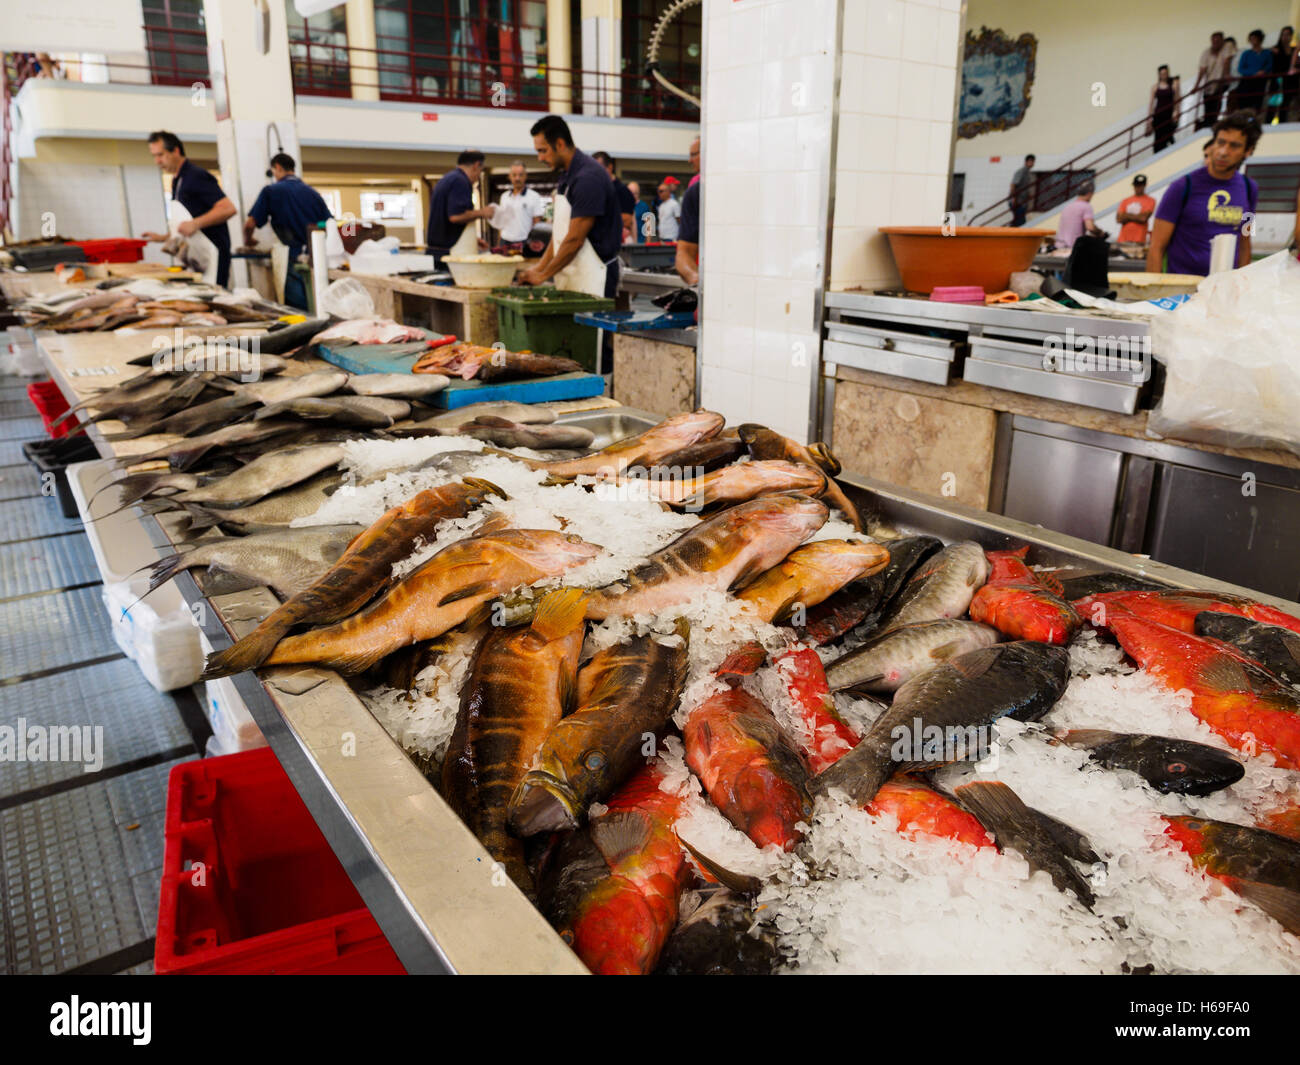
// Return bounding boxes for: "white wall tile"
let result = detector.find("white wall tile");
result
[721,322,756,374]
[860,56,901,116]
[843,0,868,56]
[894,117,930,173]
[759,115,797,167]
[791,170,823,227]
[895,61,934,121]
[931,63,958,123]
[722,225,760,277]
[901,2,940,63]
[753,277,789,331]
[727,119,762,174]
[927,119,952,175]
[795,113,830,171]
[726,5,764,71]
[839,53,865,113]
[864,0,905,59]
[756,226,793,277]
[721,273,756,329]
[748,376,790,429]
[858,114,899,172]
[936,8,961,66]
[753,328,793,382]
[891,170,930,224]
[732,62,763,122]
[854,171,895,228]
[759,171,796,225]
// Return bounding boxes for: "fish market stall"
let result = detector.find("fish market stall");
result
[30,310,1300,973]
[327,269,499,346]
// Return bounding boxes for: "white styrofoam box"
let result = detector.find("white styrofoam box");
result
[7,327,42,375]
[103,576,204,692]
[204,675,267,754]
[348,252,435,276]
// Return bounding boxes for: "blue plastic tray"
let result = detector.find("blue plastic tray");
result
[433,372,607,409]
[572,310,696,332]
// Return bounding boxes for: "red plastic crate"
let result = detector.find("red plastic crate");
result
[156,747,407,975]
[69,238,147,263]
[26,380,75,438]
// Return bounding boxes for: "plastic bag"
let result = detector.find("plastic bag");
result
[1147,251,1300,456]
[320,277,375,320]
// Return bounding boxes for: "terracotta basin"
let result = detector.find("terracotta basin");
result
[879,226,1054,294]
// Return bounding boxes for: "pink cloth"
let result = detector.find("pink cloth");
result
[688,174,700,188]
[1056,199,1094,249]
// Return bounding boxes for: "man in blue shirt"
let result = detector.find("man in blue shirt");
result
[242,153,333,310]
[142,131,237,287]
[1235,29,1271,115]
[425,149,496,267]
[591,151,635,242]
[675,177,700,285]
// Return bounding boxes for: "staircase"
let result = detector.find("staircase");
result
[968,77,1267,227]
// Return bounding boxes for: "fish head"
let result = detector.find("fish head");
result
[1192,611,1256,642]
[496,530,603,575]
[734,493,831,545]
[1140,738,1245,796]
[808,442,842,476]
[654,409,726,449]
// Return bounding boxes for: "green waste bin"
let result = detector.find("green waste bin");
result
[488,287,615,373]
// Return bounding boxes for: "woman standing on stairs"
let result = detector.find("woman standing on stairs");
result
[1147,65,1180,152]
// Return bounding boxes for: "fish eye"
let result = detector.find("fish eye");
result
[583,750,606,771]
[1167,762,1187,774]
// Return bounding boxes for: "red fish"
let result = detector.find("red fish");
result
[1075,589,1300,638]
[1163,815,1300,937]
[969,546,1081,644]
[684,689,813,851]
[1257,799,1300,843]
[779,648,994,848]
[1100,610,1300,770]
[539,766,690,975]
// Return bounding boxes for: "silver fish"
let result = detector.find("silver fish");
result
[185,470,346,529]
[237,369,349,405]
[825,619,1002,694]
[414,401,558,430]
[880,541,990,630]
[346,372,451,398]
[146,524,363,599]
[457,417,595,450]
[170,444,346,508]
[254,395,410,427]
[119,419,302,470]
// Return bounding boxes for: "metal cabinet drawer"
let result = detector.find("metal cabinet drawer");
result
[1001,430,1124,546]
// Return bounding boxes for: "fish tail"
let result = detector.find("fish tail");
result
[199,617,297,679]
[262,624,391,676]
[146,551,197,595]
[530,587,589,642]
[463,476,508,501]
[808,742,890,805]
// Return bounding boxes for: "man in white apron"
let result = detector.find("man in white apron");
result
[517,115,625,371]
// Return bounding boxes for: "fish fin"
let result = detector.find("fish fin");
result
[808,742,891,805]
[1056,728,1117,749]
[1231,880,1300,937]
[948,644,1003,680]
[1035,810,1102,866]
[436,580,496,607]
[728,557,772,593]
[462,476,508,501]
[715,640,767,678]
[679,837,765,896]
[461,600,496,630]
[529,587,588,642]
[953,781,1096,909]
[845,673,886,690]
[320,644,394,677]
[590,809,655,864]
[467,415,516,428]
[198,621,294,680]
[469,514,513,538]
[928,639,967,662]
[672,615,691,645]
[1198,655,1253,693]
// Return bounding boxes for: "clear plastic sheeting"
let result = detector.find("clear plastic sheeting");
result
[1149,251,1300,456]
[319,277,376,320]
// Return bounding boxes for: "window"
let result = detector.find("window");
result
[373,0,547,108]
[1032,169,1095,214]
[142,0,209,86]
[286,0,350,96]
[620,0,701,119]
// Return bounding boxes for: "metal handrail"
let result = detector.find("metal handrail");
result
[969,73,1284,226]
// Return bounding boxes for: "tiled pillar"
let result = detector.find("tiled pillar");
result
[698,0,838,443]
[697,0,962,443]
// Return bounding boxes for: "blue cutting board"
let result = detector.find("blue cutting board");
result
[433,372,607,409]
[316,341,605,408]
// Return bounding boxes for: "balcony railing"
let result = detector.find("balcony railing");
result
[5,37,697,123]
[969,73,1288,226]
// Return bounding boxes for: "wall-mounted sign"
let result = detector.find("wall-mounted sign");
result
[0,0,146,54]
[958,27,1037,140]
[422,112,439,122]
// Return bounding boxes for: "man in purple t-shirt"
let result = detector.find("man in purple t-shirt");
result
[1148,111,1261,275]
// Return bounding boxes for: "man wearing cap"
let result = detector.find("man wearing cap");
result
[1115,174,1156,246]
[657,179,682,241]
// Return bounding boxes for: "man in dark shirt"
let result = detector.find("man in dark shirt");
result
[425,149,495,266]
[242,152,333,309]
[591,151,635,242]
[1009,154,1035,227]
[142,130,237,287]
[675,177,700,285]
[518,115,623,290]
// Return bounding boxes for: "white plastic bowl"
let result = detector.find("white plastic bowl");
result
[443,254,525,289]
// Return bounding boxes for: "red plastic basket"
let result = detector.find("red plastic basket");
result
[69,238,147,263]
[155,747,407,975]
[26,380,74,438]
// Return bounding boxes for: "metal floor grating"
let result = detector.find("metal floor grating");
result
[0,416,45,442]
[0,496,83,543]
[0,532,98,598]
[0,396,36,420]
[0,439,30,467]
[1,584,120,677]
[0,463,44,502]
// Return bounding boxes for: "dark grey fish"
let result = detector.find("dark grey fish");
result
[816,535,944,645]
[1055,728,1245,796]
[825,619,1001,694]
[879,540,990,630]
[237,368,348,405]
[1056,571,1168,599]
[169,444,346,508]
[1193,612,1300,687]
[953,780,1099,910]
[189,469,346,529]
[809,641,1071,805]
[118,419,303,470]
[656,888,782,975]
[102,391,258,440]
